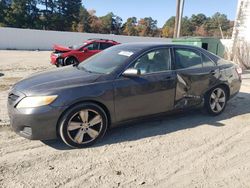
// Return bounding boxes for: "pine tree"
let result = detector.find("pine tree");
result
[76,5,90,32]
[5,0,40,28]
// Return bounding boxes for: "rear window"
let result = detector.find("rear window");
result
[202,54,216,67]
[100,43,114,50]
[174,48,202,69]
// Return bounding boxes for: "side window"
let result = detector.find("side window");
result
[100,43,113,50]
[202,54,216,67]
[130,48,171,74]
[174,48,202,69]
[85,42,99,50]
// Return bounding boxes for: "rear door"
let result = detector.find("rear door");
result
[173,47,219,108]
[114,48,176,122]
[99,42,114,50]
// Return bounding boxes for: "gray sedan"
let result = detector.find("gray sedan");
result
[7,43,242,148]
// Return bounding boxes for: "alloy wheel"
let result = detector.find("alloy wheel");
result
[209,88,226,113]
[67,109,103,144]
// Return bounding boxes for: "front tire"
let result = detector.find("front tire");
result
[65,57,78,66]
[204,86,228,116]
[59,103,108,148]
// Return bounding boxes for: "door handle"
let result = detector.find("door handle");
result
[165,76,172,80]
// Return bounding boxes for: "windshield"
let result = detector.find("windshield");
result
[69,43,87,50]
[78,46,140,74]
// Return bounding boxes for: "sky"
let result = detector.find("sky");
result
[84,0,238,27]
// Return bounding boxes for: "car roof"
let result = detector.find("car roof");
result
[116,42,203,50]
[114,42,221,62]
[86,38,118,43]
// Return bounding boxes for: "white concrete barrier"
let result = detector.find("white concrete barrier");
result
[0,27,171,50]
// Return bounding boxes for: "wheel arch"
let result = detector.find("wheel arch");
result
[64,56,79,64]
[56,100,111,137]
[206,83,230,100]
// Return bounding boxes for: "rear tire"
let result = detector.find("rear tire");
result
[204,86,228,116]
[59,103,108,148]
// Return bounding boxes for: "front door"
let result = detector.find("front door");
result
[79,42,101,62]
[114,48,176,122]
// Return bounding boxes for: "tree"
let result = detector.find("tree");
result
[189,13,208,36]
[190,13,207,27]
[111,14,122,34]
[98,12,122,34]
[137,17,158,37]
[38,0,82,31]
[0,0,9,26]
[1,3,234,38]
[195,25,208,36]
[76,5,90,32]
[123,17,138,36]
[181,16,194,36]
[205,12,231,38]
[64,0,82,31]
[38,0,57,30]
[99,12,113,34]
[53,0,81,31]
[88,9,102,33]
[5,0,40,29]
[162,16,175,38]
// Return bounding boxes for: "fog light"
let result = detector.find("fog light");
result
[20,126,32,137]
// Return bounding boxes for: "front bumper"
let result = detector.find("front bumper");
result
[7,92,67,140]
[50,54,58,65]
[50,54,64,66]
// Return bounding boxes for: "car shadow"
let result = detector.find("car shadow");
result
[42,91,250,150]
[0,73,4,77]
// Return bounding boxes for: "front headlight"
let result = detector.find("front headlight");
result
[16,95,58,109]
[54,53,62,57]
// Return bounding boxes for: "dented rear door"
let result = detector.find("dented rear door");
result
[172,47,219,109]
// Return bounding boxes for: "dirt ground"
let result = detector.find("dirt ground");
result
[0,50,250,188]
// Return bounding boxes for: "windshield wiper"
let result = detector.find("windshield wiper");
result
[78,66,93,73]
[76,65,103,74]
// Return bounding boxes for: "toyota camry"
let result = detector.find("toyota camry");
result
[7,43,242,148]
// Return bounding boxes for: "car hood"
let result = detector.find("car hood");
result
[13,66,102,95]
[53,44,71,52]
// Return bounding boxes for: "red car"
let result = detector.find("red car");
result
[50,39,120,67]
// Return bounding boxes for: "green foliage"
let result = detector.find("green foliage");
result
[76,5,90,32]
[161,13,233,38]
[181,16,194,36]
[137,17,158,37]
[205,12,231,37]
[98,12,122,34]
[161,16,175,37]
[4,0,41,29]
[123,17,138,36]
[190,13,207,27]
[163,16,175,28]
[0,1,7,24]
[0,2,234,38]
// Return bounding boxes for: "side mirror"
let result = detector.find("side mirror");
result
[122,68,141,77]
[83,48,89,52]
